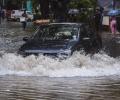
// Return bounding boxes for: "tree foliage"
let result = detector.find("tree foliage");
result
[32,0,40,11]
[68,0,97,8]
[67,0,97,23]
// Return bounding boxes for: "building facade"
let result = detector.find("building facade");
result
[2,0,32,11]
[98,0,120,10]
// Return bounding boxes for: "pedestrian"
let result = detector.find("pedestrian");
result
[99,7,104,32]
[1,9,5,20]
[0,5,2,24]
[21,10,27,30]
[94,8,101,32]
[110,16,117,35]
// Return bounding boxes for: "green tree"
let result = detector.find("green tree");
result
[67,0,97,23]
[32,0,39,12]
[68,0,97,9]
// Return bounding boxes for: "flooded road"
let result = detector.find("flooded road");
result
[0,76,120,100]
[0,21,120,100]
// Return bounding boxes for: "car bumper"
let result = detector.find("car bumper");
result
[18,49,72,58]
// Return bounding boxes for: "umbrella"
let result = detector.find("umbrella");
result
[68,9,79,14]
[108,9,120,16]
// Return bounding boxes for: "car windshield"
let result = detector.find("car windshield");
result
[33,24,79,40]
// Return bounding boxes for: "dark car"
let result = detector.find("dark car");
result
[19,23,102,57]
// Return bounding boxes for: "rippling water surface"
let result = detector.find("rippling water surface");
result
[0,75,120,100]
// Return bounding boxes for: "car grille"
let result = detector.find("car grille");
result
[43,53,58,57]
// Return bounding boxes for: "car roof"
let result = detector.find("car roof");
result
[37,22,84,27]
[49,22,83,26]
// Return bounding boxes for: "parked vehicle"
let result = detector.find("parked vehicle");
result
[26,11,34,21]
[7,10,33,21]
[11,10,22,21]
[18,23,102,57]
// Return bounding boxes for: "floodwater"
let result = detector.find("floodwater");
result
[0,75,120,100]
[0,22,120,100]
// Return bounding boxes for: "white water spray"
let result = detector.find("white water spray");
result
[0,51,120,77]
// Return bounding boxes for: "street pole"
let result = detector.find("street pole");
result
[0,5,1,24]
[113,0,115,9]
[2,0,4,7]
[26,0,32,12]
[22,1,24,9]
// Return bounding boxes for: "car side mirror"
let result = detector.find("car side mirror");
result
[23,37,29,42]
[73,35,77,40]
[82,37,90,40]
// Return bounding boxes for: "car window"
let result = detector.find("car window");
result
[33,25,79,40]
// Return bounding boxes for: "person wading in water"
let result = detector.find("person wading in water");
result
[21,10,28,30]
[110,16,117,35]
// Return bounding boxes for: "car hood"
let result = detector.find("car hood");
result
[20,39,77,52]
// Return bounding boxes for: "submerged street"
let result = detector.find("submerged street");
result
[0,76,120,100]
[0,21,120,99]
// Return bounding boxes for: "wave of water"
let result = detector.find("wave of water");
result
[0,51,120,77]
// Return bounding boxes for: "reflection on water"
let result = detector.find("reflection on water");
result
[0,76,120,100]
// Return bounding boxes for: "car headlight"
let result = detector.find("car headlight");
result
[63,49,71,54]
[59,49,72,57]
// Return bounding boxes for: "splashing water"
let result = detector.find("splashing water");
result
[0,51,120,77]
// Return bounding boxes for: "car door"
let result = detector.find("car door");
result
[80,24,93,51]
